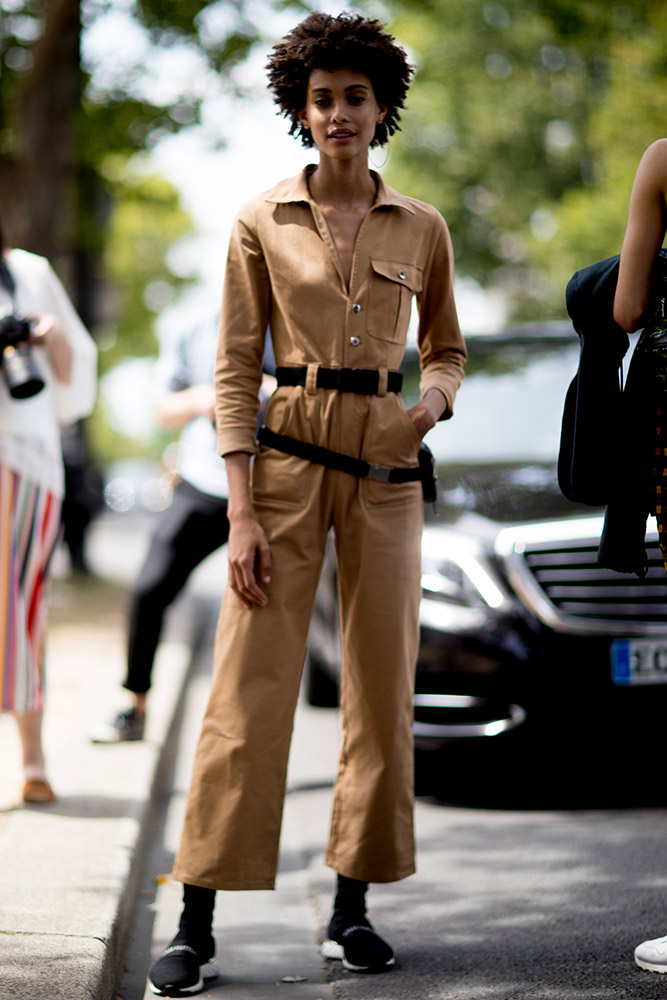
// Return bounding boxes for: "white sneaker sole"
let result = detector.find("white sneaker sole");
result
[635,955,667,973]
[148,958,220,996]
[320,938,395,972]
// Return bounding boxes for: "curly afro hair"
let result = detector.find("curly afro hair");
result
[266,11,414,149]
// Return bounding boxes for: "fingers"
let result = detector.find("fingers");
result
[31,314,59,338]
[229,558,267,609]
[257,537,271,590]
[227,524,271,610]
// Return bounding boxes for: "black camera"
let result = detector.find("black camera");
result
[0,314,45,399]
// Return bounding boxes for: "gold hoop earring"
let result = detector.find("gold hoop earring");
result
[369,142,390,169]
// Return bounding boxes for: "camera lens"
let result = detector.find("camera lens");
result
[1,343,45,399]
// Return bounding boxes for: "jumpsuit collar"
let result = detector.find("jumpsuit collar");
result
[264,165,417,215]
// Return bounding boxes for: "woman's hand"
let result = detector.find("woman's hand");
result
[406,388,448,439]
[224,451,271,609]
[227,514,271,609]
[29,314,72,383]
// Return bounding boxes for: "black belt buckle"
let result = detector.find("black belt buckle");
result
[333,367,378,394]
[367,463,392,482]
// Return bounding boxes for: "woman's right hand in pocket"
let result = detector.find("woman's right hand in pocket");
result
[227,515,271,609]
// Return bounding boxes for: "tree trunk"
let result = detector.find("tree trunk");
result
[0,0,81,297]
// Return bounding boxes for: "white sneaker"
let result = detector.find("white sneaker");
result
[635,934,667,972]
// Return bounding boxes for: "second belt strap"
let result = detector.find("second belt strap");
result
[257,425,422,484]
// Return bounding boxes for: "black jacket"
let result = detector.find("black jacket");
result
[559,255,654,577]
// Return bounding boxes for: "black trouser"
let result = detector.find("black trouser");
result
[124,479,230,694]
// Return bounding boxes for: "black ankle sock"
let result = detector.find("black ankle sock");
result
[176,883,216,952]
[327,874,370,941]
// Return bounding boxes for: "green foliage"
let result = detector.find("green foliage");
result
[96,161,195,373]
[525,5,667,317]
[383,0,664,319]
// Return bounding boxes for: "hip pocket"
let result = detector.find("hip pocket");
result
[361,398,423,508]
[251,446,312,508]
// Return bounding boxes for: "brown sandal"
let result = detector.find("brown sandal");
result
[22,778,56,803]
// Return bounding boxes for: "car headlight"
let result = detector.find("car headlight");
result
[421,527,508,610]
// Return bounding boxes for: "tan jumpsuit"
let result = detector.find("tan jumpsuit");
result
[172,166,466,890]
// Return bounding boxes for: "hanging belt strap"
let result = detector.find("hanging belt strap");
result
[275,366,403,394]
[257,425,422,484]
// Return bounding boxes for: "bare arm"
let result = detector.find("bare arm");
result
[614,139,667,332]
[224,451,271,610]
[156,384,215,430]
[29,314,72,383]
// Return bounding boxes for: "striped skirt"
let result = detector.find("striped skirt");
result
[0,462,61,712]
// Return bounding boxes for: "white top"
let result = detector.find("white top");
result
[155,315,228,499]
[0,249,98,497]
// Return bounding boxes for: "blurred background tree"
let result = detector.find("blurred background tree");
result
[0,0,302,467]
[384,0,666,320]
[1,0,665,362]
[0,0,276,337]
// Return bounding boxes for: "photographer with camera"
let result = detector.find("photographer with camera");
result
[0,217,97,803]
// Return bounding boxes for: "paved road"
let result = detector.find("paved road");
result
[290,744,667,1000]
[89,513,667,1000]
[118,626,667,1000]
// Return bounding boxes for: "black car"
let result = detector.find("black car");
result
[305,324,667,778]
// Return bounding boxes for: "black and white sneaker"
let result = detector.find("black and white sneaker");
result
[147,937,220,997]
[321,922,395,973]
[90,707,145,743]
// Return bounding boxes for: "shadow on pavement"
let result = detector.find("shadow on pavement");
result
[415,725,667,811]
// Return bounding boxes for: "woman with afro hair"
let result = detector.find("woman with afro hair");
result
[148,11,466,996]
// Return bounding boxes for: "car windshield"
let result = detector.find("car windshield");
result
[403,328,580,464]
[401,326,593,523]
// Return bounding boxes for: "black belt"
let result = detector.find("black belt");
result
[275,366,403,394]
[257,425,430,490]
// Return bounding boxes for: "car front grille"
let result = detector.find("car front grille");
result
[496,516,667,635]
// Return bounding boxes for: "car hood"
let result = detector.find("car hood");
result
[432,460,595,525]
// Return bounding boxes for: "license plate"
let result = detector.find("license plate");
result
[611,638,667,686]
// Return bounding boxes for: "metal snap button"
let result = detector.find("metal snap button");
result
[352,303,362,313]
[349,336,361,346]
[398,268,407,280]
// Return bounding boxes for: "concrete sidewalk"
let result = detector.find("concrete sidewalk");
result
[0,513,222,1000]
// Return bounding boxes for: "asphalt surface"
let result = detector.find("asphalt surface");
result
[4,512,667,1000]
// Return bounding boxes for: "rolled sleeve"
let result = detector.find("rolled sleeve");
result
[215,204,271,456]
[417,213,467,419]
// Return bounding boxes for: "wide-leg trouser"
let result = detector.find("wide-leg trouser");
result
[173,441,423,890]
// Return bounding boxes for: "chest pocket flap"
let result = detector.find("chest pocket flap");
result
[370,258,423,292]
[367,258,423,343]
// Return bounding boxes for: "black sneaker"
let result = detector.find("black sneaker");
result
[148,936,219,997]
[90,707,145,743]
[321,921,395,972]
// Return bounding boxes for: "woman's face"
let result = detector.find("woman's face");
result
[298,67,387,162]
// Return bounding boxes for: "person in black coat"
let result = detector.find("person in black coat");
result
[609,138,667,976]
[559,141,667,579]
